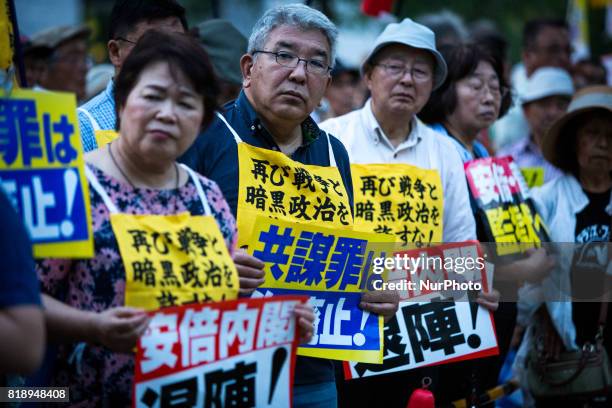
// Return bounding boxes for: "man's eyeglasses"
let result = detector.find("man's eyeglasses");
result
[116,37,137,45]
[374,63,433,83]
[252,50,331,75]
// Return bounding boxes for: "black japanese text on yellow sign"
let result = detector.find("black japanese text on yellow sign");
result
[237,143,353,248]
[351,163,443,246]
[113,212,239,311]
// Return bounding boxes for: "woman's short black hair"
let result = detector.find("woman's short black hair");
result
[114,30,219,131]
[419,43,512,125]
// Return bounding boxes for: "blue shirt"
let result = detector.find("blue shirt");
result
[78,80,116,152]
[180,90,354,385]
[0,189,41,308]
[180,90,354,216]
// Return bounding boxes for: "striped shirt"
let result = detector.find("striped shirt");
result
[78,80,116,152]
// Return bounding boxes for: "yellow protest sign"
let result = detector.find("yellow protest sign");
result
[520,167,545,188]
[94,130,119,148]
[0,0,13,71]
[0,88,93,258]
[247,215,394,363]
[484,202,548,256]
[112,212,239,311]
[351,163,443,246]
[237,143,353,247]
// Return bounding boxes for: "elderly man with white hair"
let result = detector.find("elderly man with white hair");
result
[181,4,399,407]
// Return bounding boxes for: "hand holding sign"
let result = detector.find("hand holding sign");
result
[91,306,150,353]
[234,248,266,295]
[360,290,400,323]
[476,289,500,312]
[294,302,315,344]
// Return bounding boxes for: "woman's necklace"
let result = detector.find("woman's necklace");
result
[108,142,181,212]
[108,142,179,190]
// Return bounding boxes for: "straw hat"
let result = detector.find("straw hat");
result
[542,85,612,170]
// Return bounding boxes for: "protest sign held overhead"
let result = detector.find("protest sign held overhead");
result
[464,156,550,256]
[248,215,394,364]
[0,88,93,258]
[134,295,304,408]
[351,163,443,246]
[344,241,498,379]
[237,143,353,247]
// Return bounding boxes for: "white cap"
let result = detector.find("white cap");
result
[521,67,574,105]
[363,18,448,89]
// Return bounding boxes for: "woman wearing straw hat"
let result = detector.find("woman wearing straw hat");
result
[515,85,612,407]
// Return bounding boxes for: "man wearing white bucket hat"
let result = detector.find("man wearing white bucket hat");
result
[498,67,574,183]
[320,18,476,244]
[320,19,499,408]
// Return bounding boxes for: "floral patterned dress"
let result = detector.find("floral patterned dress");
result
[36,164,237,407]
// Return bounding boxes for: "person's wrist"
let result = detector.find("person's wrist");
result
[84,311,101,345]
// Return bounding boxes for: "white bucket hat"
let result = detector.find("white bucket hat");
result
[363,18,448,89]
[521,67,574,105]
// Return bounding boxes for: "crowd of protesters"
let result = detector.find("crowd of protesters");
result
[2,1,611,407]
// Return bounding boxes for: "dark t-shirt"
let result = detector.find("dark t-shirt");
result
[0,189,41,309]
[180,91,355,386]
[571,189,611,350]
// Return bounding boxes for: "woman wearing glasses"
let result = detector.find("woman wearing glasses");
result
[420,43,512,161]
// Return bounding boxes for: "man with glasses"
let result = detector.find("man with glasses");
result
[491,18,572,151]
[78,0,187,152]
[319,19,477,406]
[321,18,476,244]
[181,5,399,407]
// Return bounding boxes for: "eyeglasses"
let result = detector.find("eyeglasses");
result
[374,63,433,83]
[252,50,331,75]
[116,37,137,45]
[464,78,509,99]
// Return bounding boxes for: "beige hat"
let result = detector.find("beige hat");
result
[363,18,447,89]
[542,85,612,170]
[29,24,90,50]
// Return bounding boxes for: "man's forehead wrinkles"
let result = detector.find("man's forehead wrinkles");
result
[269,38,328,58]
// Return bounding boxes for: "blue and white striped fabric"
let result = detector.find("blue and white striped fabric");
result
[78,80,116,152]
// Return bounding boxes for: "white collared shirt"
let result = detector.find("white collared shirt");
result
[320,99,476,242]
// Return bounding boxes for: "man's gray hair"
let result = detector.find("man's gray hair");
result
[248,3,338,67]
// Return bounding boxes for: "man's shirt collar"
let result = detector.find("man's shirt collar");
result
[233,90,321,149]
[361,98,422,151]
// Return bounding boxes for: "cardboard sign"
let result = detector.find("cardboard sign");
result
[247,215,394,364]
[237,143,353,248]
[465,156,549,256]
[110,213,239,311]
[351,163,443,246]
[134,296,305,408]
[0,89,93,258]
[344,241,498,379]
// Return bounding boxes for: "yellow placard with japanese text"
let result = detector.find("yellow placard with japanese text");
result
[247,215,394,363]
[0,88,93,258]
[111,212,239,311]
[520,167,545,188]
[351,163,443,246]
[484,202,548,256]
[94,130,119,149]
[237,143,353,248]
[1,0,13,71]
